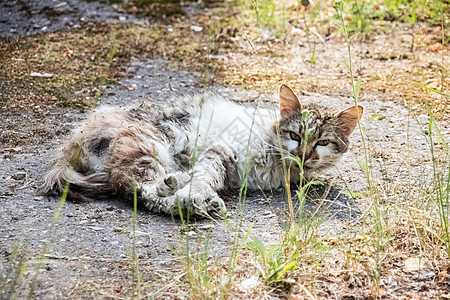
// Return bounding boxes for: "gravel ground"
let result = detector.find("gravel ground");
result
[1,1,449,298]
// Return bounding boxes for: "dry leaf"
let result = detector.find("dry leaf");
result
[429,42,443,53]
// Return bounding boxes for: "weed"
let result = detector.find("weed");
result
[424,105,450,257]
[0,242,27,299]
[248,235,299,285]
[129,184,142,299]
[239,0,289,40]
[335,0,391,295]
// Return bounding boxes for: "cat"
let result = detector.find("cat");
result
[42,84,363,216]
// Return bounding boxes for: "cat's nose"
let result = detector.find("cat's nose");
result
[302,149,312,161]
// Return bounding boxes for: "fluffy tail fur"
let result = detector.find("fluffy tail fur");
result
[41,135,113,201]
[41,157,111,201]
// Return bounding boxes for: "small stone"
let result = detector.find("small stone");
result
[88,226,104,231]
[240,276,260,290]
[130,230,150,238]
[113,227,125,233]
[66,213,74,217]
[12,172,26,180]
[190,25,203,32]
[198,224,215,231]
[106,205,115,211]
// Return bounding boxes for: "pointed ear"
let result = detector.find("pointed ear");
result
[280,84,302,117]
[337,105,363,136]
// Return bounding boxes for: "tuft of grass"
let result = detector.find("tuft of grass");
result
[129,183,142,299]
[424,105,450,257]
[239,0,289,40]
[0,242,27,300]
[247,235,299,285]
[27,181,69,299]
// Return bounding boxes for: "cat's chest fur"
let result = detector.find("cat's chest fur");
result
[159,95,284,189]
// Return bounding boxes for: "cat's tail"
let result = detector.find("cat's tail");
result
[41,145,112,201]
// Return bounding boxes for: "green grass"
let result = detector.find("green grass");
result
[0,242,27,299]
[425,104,450,257]
[129,184,142,299]
[0,182,69,299]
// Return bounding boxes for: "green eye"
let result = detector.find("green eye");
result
[316,140,329,146]
[289,132,301,142]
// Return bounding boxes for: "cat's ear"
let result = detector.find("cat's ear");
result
[337,105,364,136]
[279,84,302,117]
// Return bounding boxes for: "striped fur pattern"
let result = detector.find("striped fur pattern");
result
[42,85,363,216]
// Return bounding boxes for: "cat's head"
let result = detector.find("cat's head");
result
[276,84,363,171]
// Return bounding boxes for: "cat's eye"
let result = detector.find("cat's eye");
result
[316,140,329,146]
[289,132,301,142]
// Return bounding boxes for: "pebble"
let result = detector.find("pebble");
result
[190,25,203,32]
[130,230,150,238]
[113,227,125,233]
[187,231,197,237]
[88,226,104,231]
[198,224,215,230]
[11,172,26,180]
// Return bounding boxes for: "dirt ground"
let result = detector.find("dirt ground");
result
[1,1,449,299]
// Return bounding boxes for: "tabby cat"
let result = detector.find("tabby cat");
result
[42,84,363,215]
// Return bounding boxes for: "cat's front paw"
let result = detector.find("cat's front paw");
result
[156,172,191,197]
[196,195,227,216]
[141,181,226,217]
[160,187,227,216]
